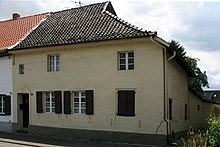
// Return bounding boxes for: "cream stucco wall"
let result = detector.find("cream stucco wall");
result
[12,38,167,134]
[188,90,220,129]
[167,56,189,133]
[188,91,203,128]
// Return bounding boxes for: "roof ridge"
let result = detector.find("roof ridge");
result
[0,12,49,23]
[51,1,108,14]
[103,10,145,33]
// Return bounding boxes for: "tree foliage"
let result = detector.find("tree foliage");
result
[169,40,209,97]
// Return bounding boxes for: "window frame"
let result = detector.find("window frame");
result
[48,54,60,72]
[73,91,86,114]
[0,96,5,115]
[45,92,55,113]
[118,51,134,70]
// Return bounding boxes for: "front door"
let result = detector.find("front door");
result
[22,94,29,128]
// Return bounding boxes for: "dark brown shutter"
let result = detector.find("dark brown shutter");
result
[36,91,43,113]
[126,91,135,116]
[64,91,71,114]
[55,91,62,114]
[85,90,94,115]
[5,95,11,115]
[117,91,127,116]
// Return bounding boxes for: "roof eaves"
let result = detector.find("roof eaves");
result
[0,50,10,57]
[189,87,220,105]
[166,47,196,77]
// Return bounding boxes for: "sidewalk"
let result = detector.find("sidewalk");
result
[0,131,159,147]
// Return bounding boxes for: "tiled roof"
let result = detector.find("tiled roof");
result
[13,1,155,49]
[0,13,49,50]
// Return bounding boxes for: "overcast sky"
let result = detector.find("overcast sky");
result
[1,0,220,89]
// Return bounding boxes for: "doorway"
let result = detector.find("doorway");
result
[22,94,29,128]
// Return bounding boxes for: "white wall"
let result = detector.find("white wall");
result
[0,55,13,129]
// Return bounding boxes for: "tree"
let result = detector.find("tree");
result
[169,40,209,97]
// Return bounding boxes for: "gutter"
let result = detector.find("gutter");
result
[150,36,176,144]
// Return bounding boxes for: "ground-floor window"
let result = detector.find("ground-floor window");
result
[0,95,11,115]
[45,92,55,113]
[117,90,135,117]
[0,96,5,114]
[74,91,86,114]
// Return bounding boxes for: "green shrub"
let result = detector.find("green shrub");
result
[207,115,220,147]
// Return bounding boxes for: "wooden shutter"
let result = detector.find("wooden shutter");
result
[36,91,43,113]
[126,91,135,116]
[64,91,71,114]
[55,91,62,114]
[5,95,11,115]
[117,91,127,116]
[85,90,94,115]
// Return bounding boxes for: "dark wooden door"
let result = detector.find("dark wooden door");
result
[22,94,29,128]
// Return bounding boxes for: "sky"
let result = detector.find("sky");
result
[0,0,220,89]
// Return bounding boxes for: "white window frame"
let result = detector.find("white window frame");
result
[48,55,60,72]
[118,51,134,70]
[73,91,86,114]
[45,92,55,113]
[0,96,5,115]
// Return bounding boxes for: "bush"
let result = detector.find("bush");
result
[182,116,220,147]
[182,127,208,147]
[207,115,220,147]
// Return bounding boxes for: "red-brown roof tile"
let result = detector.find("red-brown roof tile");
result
[0,13,49,50]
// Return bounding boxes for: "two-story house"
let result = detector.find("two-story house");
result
[0,13,48,132]
[8,1,218,145]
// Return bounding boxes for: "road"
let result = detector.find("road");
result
[0,131,159,147]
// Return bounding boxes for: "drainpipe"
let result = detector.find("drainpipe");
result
[150,36,176,144]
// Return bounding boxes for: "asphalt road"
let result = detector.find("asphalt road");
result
[0,131,159,147]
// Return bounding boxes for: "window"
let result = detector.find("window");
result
[197,104,200,110]
[169,98,173,120]
[0,95,11,115]
[74,91,86,114]
[118,51,134,70]
[36,91,62,114]
[19,64,24,74]
[185,104,188,120]
[63,90,94,115]
[0,96,5,114]
[117,90,135,116]
[45,92,55,112]
[48,55,60,72]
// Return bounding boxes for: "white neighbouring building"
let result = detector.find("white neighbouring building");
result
[0,52,13,132]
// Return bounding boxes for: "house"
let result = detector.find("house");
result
[7,1,219,145]
[189,88,220,129]
[0,13,48,132]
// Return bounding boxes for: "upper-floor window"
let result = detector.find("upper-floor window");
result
[118,51,134,70]
[0,96,5,114]
[48,55,60,72]
[19,64,24,74]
